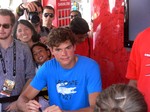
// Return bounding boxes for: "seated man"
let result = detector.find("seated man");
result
[16,27,102,112]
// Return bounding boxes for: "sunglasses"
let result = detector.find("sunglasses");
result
[44,13,54,18]
[0,24,11,29]
[70,14,78,19]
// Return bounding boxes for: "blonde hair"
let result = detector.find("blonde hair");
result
[94,84,147,112]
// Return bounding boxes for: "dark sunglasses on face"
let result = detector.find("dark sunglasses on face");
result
[70,14,78,19]
[44,13,54,18]
[0,24,11,29]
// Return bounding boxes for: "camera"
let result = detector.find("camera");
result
[28,11,40,24]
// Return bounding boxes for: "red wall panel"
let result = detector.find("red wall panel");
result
[91,0,130,89]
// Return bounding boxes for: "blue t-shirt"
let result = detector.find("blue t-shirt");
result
[31,55,102,110]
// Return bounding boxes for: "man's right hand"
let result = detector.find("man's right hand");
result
[26,100,42,112]
[44,105,62,112]
[21,2,39,12]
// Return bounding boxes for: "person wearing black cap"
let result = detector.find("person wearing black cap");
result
[69,17,92,57]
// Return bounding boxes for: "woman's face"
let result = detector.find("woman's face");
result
[16,23,33,43]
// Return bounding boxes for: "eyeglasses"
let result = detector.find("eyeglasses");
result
[70,14,78,19]
[0,24,11,29]
[44,13,54,18]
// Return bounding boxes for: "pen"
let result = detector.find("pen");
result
[39,108,42,112]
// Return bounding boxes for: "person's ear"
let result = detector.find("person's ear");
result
[49,47,54,55]
[52,14,55,20]
[47,50,51,56]
[73,44,76,51]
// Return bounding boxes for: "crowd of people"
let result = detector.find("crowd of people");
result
[0,0,148,112]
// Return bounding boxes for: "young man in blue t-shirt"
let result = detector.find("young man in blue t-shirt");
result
[17,27,102,112]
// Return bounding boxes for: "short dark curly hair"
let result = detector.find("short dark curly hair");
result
[43,5,55,14]
[31,42,49,52]
[47,27,76,48]
[69,17,89,34]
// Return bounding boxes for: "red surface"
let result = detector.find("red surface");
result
[91,0,130,89]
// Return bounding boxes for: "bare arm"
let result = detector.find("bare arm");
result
[4,79,32,111]
[128,80,137,88]
[44,92,100,112]
[21,79,32,92]
[17,85,40,112]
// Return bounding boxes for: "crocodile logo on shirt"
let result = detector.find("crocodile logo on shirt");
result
[56,82,77,95]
